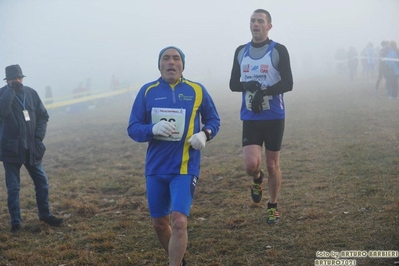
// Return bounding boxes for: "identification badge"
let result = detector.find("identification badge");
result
[23,110,31,121]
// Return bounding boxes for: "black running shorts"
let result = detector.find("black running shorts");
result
[242,119,285,151]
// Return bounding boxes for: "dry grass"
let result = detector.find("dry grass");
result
[0,77,398,266]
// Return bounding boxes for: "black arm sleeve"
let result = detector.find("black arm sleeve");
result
[229,45,246,92]
[264,43,293,96]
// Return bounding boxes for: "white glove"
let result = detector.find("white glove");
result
[152,121,176,137]
[188,131,206,150]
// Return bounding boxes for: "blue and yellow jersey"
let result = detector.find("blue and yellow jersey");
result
[127,77,220,177]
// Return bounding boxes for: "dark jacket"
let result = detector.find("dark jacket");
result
[0,85,49,165]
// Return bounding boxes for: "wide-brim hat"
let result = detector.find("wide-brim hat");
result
[4,64,26,80]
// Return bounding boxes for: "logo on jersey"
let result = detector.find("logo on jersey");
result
[260,64,269,73]
[243,64,250,73]
[155,97,167,100]
[243,74,267,83]
[178,94,194,101]
[251,65,259,71]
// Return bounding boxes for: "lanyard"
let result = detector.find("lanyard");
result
[9,85,30,121]
[15,92,26,109]
[16,92,30,121]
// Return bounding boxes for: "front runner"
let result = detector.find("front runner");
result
[128,46,220,265]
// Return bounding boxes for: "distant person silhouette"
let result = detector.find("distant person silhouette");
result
[84,78,91,96]
[72,82,84,99]
[44,85,53,105]
[110,75,120,91]
[375,41,390,93]
[385,41,399,99]
[359,43,376,82]
[347,46,359,82]
[335,47,347,76]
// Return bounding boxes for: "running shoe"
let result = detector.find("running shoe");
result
[250,170,264,203]
[267,207,280,225]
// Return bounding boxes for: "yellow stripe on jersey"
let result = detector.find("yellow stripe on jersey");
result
[144,81,160,97]
[180,80,203,174]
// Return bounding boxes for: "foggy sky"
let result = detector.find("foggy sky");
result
[1,0,398,98]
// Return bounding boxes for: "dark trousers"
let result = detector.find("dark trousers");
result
[3,162,51,225]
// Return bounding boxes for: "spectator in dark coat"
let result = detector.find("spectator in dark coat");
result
[0,64,63,233]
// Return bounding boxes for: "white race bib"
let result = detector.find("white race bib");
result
[245,91,271,111]
[151,107,186,141]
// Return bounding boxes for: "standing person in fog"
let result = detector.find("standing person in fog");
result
[127,46,220,266]
[385,41,399,99]
[0,65,63,234]
[347,46,359,82]
[229,9,293,224]
[375,41,389,93]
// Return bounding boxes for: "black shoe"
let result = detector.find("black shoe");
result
[169,258,187,266]
[40,215,63,226]
[250,170,264,203]
[11,224,21,233]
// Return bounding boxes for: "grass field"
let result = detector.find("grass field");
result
[0,76,398,266]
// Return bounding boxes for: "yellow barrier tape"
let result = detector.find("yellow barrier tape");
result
[45,87,134,109]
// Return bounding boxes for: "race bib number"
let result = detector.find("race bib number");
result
[245,92,271,111]
[151,107,186,141]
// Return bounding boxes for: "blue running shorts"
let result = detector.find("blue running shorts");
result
[146,174,198,218]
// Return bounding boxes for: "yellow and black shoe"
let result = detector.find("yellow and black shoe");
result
[267,207,280,225]
[250,170,264,203]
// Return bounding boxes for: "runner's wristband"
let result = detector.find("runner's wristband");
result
[202,129,212,141]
